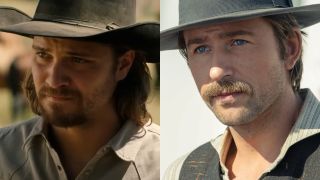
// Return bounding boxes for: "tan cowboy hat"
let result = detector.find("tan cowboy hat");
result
[161,0,320,51]
[0,0,159,63]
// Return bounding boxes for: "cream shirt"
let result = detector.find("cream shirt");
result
[0,117,160,180]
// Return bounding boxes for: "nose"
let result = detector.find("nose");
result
[46,62,70,88]
[209,50,233,81]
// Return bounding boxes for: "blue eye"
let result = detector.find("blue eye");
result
[232,39,248,46]
[194,46,210,54]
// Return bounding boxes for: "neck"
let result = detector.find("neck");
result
[49,105,121,179]
[226,87,302,179]
[230,88,301,161]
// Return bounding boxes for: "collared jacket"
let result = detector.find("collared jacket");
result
[0,117,160,180]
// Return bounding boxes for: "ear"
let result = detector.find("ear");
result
[284,29,302,70]
[115,50,135,81]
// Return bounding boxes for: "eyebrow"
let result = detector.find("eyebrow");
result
[65,51,92,58]
[218,30,254,39]
[186,30,254,48]
[32,44,92,57]
[186,36,208,48]
[32,45,51,52]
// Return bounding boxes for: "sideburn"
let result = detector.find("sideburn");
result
[22,71,41,115]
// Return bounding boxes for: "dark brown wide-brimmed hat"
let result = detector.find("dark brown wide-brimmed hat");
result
[0,0,159,63]
[161,0,320,51]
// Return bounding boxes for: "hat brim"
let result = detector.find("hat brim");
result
[161,4,320,51]
[0,6,31,27]
[0,13,159,63]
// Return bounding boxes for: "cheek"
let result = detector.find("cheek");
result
[77,72,116,95]
[189,63,211,91]
[79,77,116,108]
[248,60,285,92]
[31,66,44,93]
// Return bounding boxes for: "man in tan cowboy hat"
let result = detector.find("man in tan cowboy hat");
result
[161,0,320,179]
[0,0,159,180]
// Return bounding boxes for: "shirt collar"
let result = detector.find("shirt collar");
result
[211,88,320,174]
[270,88,320,170]
[23,117,151,162]
[107,120,151,162]
[23,117,48,150]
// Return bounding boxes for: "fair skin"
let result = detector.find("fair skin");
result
[184,18,302,179]
[31,36,134,179]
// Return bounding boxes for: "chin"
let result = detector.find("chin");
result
[220,118,254,126]
[41,106,88,128]
[45,114,87,128]
[213,108,255,126]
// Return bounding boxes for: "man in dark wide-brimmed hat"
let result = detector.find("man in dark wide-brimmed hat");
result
[0,1,159,180]
[161,0,320,179]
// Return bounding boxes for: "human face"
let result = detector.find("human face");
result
[183,18,290,126]
[31,37,118,127]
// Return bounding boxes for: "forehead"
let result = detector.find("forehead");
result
[183,17,273,40]
[32,36,111,52]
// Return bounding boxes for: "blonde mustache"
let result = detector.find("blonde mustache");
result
[202,79,253,101]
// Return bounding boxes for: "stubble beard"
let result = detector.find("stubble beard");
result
[39,96,89,128]
[38,83,112,128]
[211,93,266,126]
[38,85,90,128]
[203,69,285,126]
[41,103,88,128]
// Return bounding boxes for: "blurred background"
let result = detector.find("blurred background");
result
[161,0,320,177]
[0,0,160,126]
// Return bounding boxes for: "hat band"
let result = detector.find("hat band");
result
[33,17,120,31]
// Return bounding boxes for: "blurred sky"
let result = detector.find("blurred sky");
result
[160,0,320,177]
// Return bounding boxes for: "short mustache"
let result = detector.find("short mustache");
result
[203,79,253,99]
[39,85,80,98]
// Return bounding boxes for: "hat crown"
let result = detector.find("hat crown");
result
[34,0,136,29]
[179,0,293,25]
